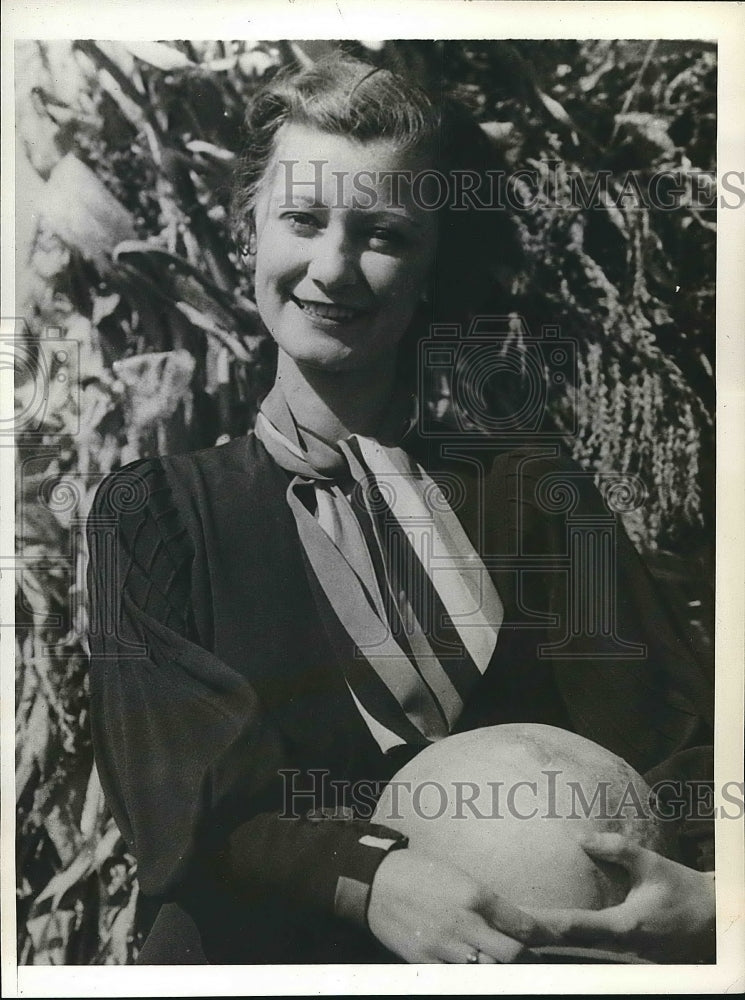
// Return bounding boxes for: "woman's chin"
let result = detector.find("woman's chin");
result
[285,344,350,370]
[275,337,381,375]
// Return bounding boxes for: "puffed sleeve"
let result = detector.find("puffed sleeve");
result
[86,458,406,930]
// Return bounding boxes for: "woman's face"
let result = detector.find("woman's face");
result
[252,123,439,373]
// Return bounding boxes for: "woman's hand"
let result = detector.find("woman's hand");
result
[526,832,716,963]
[367,848,551,963]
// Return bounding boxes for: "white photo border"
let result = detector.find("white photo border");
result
[2,2,743,995]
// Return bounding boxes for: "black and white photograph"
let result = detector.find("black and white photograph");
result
[3,1,744,995]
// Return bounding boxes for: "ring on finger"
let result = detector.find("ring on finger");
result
[466,947,481,964]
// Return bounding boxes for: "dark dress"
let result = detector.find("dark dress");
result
[86,431,714,964]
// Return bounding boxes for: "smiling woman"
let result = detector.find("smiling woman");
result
[231,57,511,381]
[251,124,439,375]
[85,52,715,966]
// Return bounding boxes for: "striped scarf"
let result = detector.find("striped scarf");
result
[254,384,504,753]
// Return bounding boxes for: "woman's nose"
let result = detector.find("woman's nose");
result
[305,229,359,292]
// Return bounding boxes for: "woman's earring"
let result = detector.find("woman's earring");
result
[241,231,257,258]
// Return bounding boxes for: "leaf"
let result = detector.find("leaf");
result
[16,147,48,272]
[174,301,252,362]
[43,802,81,868]
[91,292,120,326]
[123,42,195,72]
[40,154,136,267]
[480,121,516,149]
[101,880,139,965]
[33,846,95,913]
[16,567,51,624]
[16,692,49,803]
[113,350,196,431]
[79,764,105,840]
[202,56,238,73]
[237,49,279,77]
[185,140,235,161]
[597,188,629,237]
[91,41,137,84]
[579,50,616,93]
[614,112,676,156]
[536,88,573,127]
[287,41,316,69]
[26,910,77,965]
[93,819,123,867]
[112,240,259,329]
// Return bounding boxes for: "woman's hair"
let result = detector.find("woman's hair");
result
[231,52,519,379]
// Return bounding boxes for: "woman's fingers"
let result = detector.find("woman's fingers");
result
[472,922,533,963]
[438,921,531,964]
[577,832,646,874]
[492,834,651,951]
[524,903,635,946]
[367,850,559,963]
[476,949,499,965]
[476,891,558,947]
[522,847,716,963]
[437,940,498,964]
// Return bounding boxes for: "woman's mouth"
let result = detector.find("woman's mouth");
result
[290,295,367,324]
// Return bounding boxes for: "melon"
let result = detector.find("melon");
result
[372,723,672,911]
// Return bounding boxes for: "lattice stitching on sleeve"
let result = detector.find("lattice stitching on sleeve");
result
[95,460,195,637]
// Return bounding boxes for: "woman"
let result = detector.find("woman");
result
[86,54,715,965]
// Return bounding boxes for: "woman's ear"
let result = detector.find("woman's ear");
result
[237,223,258,276]
[241,228,257,258]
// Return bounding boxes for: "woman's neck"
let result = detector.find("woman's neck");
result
[273,350,398,442]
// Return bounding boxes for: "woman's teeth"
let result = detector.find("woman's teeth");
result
[293,298,361,322]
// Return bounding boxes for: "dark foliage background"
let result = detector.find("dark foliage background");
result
[14,38,715,964]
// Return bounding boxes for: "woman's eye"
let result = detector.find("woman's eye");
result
[368,228,405,250]
[283,212,321,233]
